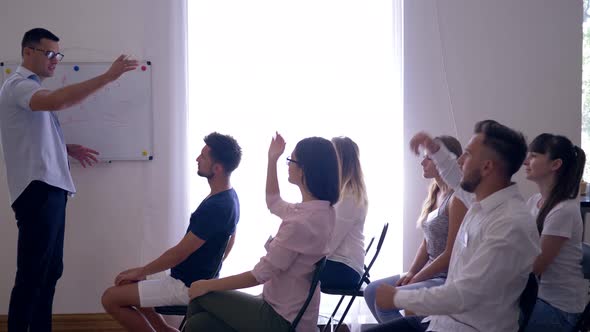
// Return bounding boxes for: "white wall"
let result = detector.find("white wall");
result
[403,0,582,269]
[0,0,189,313]
[0,0,583,313]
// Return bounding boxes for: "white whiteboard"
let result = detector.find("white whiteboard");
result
[1,61,153,161]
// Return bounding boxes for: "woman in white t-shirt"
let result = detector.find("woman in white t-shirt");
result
[319,136,368,290]
[523,133,587,331]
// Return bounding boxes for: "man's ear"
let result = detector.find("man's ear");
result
[481,159,494,177]
[213,163,225,176]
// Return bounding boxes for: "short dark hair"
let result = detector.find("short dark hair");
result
[293,137,340,205]
[474,119,527,177]
[21,28,59,55]
[203,132,242,174]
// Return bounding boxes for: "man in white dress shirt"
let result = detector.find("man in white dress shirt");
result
[367,120,540,332]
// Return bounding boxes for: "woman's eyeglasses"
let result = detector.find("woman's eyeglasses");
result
[286,157,300,166]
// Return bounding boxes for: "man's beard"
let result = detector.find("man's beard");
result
[197,168,214,180]
[460,169,482,193]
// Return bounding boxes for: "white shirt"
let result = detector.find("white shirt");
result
[527,194,587,313]
[394,144,540,332]
[0,66,75,204]
[327,192,367,275]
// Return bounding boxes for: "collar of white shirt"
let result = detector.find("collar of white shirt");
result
[476,183,520,213]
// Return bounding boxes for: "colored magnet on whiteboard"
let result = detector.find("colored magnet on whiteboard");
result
[142,150,148,156]
[73,65,80,71]
[141,65,147,71]
[5,68,11,74]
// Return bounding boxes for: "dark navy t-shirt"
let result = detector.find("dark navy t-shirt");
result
[170,188,240,287]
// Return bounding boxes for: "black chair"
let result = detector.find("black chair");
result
[154,305,189,330]
[518,273,538,332]
[290,256,328,331]
[321,223,389,332]
[572,243,590,332]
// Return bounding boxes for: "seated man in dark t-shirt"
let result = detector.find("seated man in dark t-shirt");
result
[102,132,242,332]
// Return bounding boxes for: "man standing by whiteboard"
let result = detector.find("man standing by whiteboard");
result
[0,27,138,332]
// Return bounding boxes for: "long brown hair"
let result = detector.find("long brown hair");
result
[332,136,368,207]
[417,135,462,226]
[529,134,586,234]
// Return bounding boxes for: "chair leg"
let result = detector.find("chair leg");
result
[321,295,347,332]
[334,295,358,332]
[179,314,187,331]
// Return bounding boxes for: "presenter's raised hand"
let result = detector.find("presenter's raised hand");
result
[105,55,139,81]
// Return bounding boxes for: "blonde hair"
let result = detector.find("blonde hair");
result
[332,137,368,207]
[417,135,462,226]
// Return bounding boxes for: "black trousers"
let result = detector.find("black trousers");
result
[366,316,429,332]
[8,181,67,332]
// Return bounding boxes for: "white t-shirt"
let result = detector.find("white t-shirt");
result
[327,193,367,275]
[527,193,588,313]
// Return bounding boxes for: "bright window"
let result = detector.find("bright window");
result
[187,0,403,322]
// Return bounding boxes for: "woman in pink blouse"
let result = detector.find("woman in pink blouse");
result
[184,133,340,332]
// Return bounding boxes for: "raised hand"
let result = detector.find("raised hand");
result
[268,132,286,162]
[409,131,439,155]
[66,144,99,168]
[105,55,139,81]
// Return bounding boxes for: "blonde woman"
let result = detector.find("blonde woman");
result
[363,136,467,323]
[320,137,368,290]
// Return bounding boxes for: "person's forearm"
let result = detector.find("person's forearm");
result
[208,271,260,291]
[408,241,429,274]
[142,248,185,276]
[37,74,112,111]
[430,144,462,190]
[412,252,450,282]
[266,159,280,196]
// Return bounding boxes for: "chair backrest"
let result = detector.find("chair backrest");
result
[571,243,590,332]
[518,273,538,332]
[365,236,375,255]
[290,256,327,331]
[581,243,590,279]
[361,223,389,284]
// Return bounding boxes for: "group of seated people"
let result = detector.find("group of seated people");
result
[100,119,588,332]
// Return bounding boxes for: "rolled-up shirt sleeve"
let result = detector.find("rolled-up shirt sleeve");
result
[430,143,474,207]
[266,193,295,218]
[12,77,43,111]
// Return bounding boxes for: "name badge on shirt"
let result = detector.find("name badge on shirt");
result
[264,235,273,251]
[463,232,469,247]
